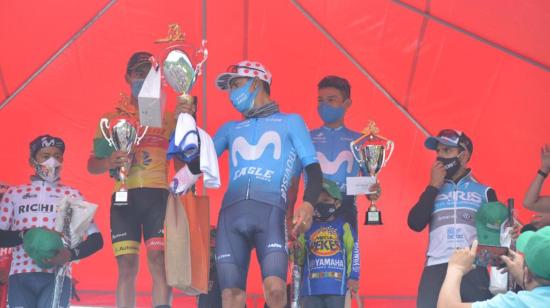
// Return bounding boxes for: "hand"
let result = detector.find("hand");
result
[106,150,129,169]
[532,212,550,229]
[511,219,523,240]
[175,95,196,118]
[292,202,314,237]
[448,240,478,275]
[430,161,446,189]
[347,279,359,295]
[287,238,302,255]
[367,182,381,201]
[44,248,71,266]
[501,250,525,288]
[541,144,550,173]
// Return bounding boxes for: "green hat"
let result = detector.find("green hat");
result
[475,202,509,246]
[23,228,64,269]
[322,178,342,201]
[516,226,550,280]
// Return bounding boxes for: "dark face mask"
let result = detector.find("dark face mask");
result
[437,153,463,179]
[315,202,337,221]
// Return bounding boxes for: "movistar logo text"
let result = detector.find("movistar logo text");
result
[231,131,281,166]
[317,151,354,175]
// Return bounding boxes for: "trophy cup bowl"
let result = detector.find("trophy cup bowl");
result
[163,42,207,106]
[99,116,147,206]
[350,122,394,225]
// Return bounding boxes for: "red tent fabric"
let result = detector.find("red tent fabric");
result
[1,0,549,306]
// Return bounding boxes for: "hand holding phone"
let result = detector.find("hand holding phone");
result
[474,244,509,267]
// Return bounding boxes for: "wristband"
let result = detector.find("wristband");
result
[538,169,548,179]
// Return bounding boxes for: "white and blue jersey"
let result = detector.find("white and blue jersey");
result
[214,112,318,211]
[310,126,362,193]
[427,172,491,266]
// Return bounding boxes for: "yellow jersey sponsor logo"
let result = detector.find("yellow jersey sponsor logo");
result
[309,226,341,257]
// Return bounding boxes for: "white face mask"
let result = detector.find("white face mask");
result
[34,157,62,182]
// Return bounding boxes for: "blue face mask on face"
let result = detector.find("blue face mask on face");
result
[318,102,345,124]
[230,79,259,113]
[131,79,145,98]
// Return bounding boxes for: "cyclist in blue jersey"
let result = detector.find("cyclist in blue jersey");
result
[210,60,323,308]
[408,129,497,308]
[310,76,380,230]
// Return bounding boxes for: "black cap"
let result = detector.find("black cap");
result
[425,129,473,155]
[30,135,65,158]
[126,51,153,75]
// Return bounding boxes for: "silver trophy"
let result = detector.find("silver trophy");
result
[163,40,208,107]
[350,121,394,225]
[100,116,148,206]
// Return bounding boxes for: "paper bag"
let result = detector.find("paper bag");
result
[138,65,165,127]
[182,192,210,295]
[164,192,210,294]
[164,193,192,290]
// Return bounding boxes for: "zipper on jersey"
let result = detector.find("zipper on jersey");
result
[453,183,458,249]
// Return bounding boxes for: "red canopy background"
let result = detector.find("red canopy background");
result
[1,0,549,306]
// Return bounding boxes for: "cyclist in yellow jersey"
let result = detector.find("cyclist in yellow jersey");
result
[87,51,188,308]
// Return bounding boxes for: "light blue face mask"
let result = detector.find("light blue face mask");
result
[131,79,145,98]
[318,102,345,123]
[230,79,259,113]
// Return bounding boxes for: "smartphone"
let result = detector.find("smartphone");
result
[474,244,509,267]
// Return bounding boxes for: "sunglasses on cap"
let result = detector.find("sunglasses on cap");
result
[437,129,462,145]
[226,64,267,74]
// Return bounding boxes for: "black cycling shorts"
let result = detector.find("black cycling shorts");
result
[215,200,288,291]
[110,188,168,256]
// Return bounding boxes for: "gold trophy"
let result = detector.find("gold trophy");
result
[350,121,394,225]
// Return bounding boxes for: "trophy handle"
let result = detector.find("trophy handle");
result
[350,142,362,163]
[135,125,149,145]
[194,40,208,78]
[383,140,395,166]
[99,118,115,149]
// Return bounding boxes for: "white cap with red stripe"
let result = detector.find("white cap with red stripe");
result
[215,60,272,91]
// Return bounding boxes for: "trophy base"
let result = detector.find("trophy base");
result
[113,191,128,207]
[364,210,383,225]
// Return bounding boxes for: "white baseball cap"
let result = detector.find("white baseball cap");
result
[215,60,272,91]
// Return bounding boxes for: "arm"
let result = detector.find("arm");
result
[46,223,103,265]
[408,160,446,231]
[523,145,550,212]
[437,241,478,308]
[0,191,16,244]
[0,230,23,247]
[87,138,128,175]
[343,223,360,280]
[213,123,230,157]
[289,115,322,235]
[407,186,439,231]
[437,267,473,308]
[70,231,103,261]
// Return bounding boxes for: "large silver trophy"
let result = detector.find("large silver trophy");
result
[157,23,208,108]
[100,116,147,206]
[350,121,394,225]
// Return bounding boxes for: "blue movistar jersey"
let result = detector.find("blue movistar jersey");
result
[310,126,362,193]
[214,112,318,211]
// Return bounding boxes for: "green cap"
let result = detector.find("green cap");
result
[475,202,509,246]
[23,228,64,269]
[516,226,550,280]
[322,178,342,201]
